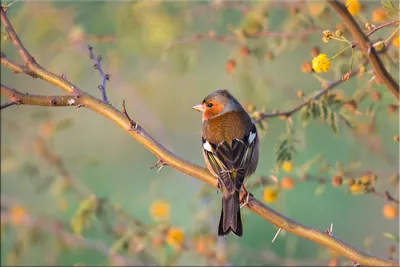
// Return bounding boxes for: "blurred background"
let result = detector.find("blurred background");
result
[1,1,399,266]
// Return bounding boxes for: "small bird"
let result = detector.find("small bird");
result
[192,89,259,237]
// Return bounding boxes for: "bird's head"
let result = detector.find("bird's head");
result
[192,89,243,120]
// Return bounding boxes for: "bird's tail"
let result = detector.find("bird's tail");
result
[218,191,242,237]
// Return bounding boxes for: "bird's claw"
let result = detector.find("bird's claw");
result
[240,185,252,209]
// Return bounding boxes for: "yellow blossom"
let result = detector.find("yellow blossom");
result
[150,200,170,221]
[346,0,361,16]
[263,186,279,203]
[281,161,293,172]
[166,227,185,251]
[392,35,400,48]
[349,183,364,194]
[312,54,331,73]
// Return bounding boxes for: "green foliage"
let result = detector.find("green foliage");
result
[383,232,400,243]
[275,122,296,166]
[71,196,98,236]
[381,0,400,16]
[299,92,346,134]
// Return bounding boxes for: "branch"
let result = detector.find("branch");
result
[350,20,400,49]
[165,28,322,49]
[0,101,16,109]
[327,0,399,99]
[1,84,82,107]
[87,45,110,104]
[1,6,398,267]
[256,60,367,121]
[0,52,37,77]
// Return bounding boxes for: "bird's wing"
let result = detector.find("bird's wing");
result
[202,123,258,194]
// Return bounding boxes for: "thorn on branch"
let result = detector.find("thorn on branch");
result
[151,159,167,173]
[121,99,139,131]
[325,223,334,236]
[271,228,282,243]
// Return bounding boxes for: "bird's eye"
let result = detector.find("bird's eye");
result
[207,103,213,108]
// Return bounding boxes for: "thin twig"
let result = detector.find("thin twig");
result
[88,45,110,104]
[256,60,368,121]
[1,101,16,109]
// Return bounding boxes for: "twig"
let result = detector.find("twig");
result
[0,101,16,109]
[256,60,368,121]
[0,6,398,267]
[87,45,110,104]
[1,53,37,77]
[327,1,399,99]
[165,28,322,49]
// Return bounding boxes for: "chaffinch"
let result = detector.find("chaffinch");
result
[192,89,259,237]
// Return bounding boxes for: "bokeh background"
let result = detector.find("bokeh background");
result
[1,1,399,266]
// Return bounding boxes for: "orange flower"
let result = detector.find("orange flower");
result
[383,204,398,220]
[346,0,361,16]
[226,59,236,74]
[371,8,388,23]
[281,177,295,190]
[166,227,185,250]
[150,200,170,221]
[11,205,28,225]
[308,3,325,16]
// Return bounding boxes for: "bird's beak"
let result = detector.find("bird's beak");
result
[192,103,205,112]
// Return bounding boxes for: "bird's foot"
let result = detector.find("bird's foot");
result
[240,185,252,209]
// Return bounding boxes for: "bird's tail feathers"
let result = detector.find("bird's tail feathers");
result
[218,191,242,237]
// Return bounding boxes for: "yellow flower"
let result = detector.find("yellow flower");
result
[312,54,331,73]
[392,35,400,48]
[281,161,293,173]
[349,183,364,194]
[263,186,279,203]
[166,227,185,250]
[346,0,361,16]
[150,200,170,221]
[10,205,28,225]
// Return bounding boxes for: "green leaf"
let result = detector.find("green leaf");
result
[330,112,339,134]
[300,105,311,127]
[383,232,400,243]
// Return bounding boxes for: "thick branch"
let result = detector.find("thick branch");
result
[327,0,399,99]
[1,84,81,107]
[1,6,398,267]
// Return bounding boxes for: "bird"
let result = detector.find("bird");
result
[192,89,259,237]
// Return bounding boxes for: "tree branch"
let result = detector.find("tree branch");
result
[256,60,367,121]
[1,6,398,267]
[1,84,82,108]
[87,45,110,104]
[327,0,399,99]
